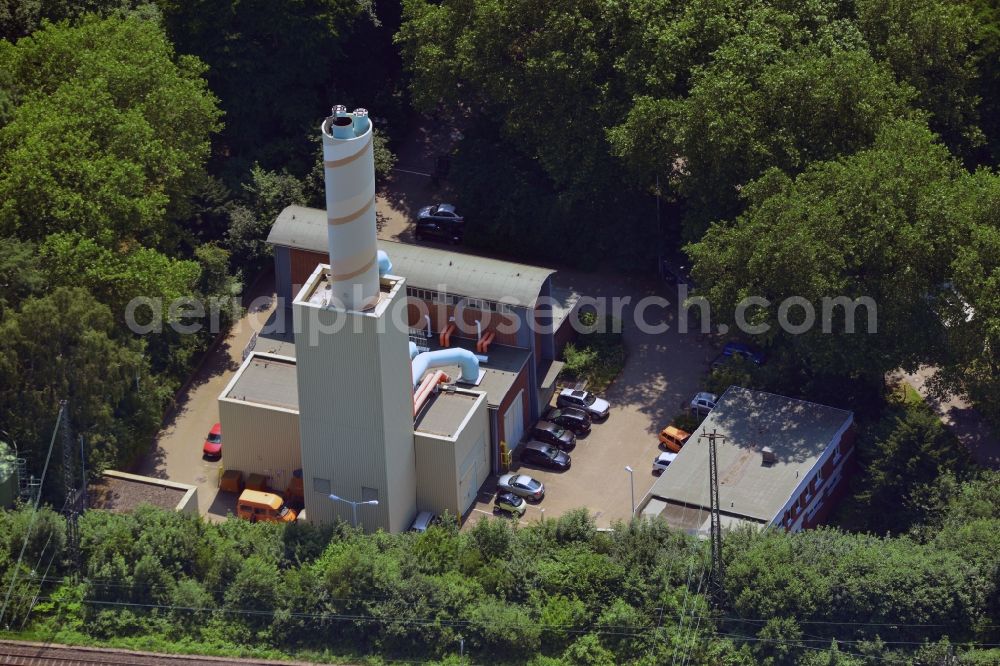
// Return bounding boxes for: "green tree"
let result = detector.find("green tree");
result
[0,15,221,248]
[687,120,972,394]
[0,287,157,474]
[610,42,916,236]
[226,165,308,271]
[854,0,982,155]
[157,0,404,178]
[0,238,42,314]
[0,0,158,41]
[851,402,972,534]
[929,180,1000,425]
[38,232,201,317]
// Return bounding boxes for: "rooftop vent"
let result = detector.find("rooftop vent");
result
[761,446,777,466]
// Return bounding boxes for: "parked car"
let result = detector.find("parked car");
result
[530,421,576,451]
[493,491,527,517]
[689,392,718,418]
[416,203,464,244]
[203,422,222,458]
[557,388,610,420]
[652,451,678,474]
[498,473,545,502]
[659,254,696,290]
[544,407,592,435]
[658,425,691,453]
[520,441,572,471]
[410,511,437,532]
[710,341,766,369]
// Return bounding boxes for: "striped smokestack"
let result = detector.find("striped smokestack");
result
[321,105,379,310]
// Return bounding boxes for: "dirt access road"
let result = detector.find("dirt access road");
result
[899,367,999,469]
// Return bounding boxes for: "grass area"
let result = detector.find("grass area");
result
[891,380,924,407]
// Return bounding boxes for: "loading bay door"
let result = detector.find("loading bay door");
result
[459,431,489,513]
[503,390,525,451]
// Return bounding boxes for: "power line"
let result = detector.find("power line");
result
[700,429,725,604]
[0,401,64,626]
[24,573,1000,633]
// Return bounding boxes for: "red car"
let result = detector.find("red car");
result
[203,423,222,458]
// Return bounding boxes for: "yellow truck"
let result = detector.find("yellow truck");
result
[236,489,297,523]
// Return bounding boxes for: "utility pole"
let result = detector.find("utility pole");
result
[700,429,725,604]
[59,407,84,570]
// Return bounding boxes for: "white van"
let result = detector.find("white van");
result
[410,511,436,533]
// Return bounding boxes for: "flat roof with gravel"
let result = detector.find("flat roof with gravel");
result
[89,475,185,513]
[414,337,529,408]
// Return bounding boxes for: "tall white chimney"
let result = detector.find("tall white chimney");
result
[321,106,379,310]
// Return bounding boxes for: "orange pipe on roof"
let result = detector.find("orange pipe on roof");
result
[413,370,450,416]
[477,330,495,354]
[440,322,456,348]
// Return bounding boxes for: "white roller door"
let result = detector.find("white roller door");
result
[503,390,525,451]
[459,432,488,512]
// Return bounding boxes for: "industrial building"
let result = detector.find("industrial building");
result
[266,206,580,446]
[640,387,855,534]
[217,106,576,531]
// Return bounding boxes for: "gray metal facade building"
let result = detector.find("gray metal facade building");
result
[292,267,418,532]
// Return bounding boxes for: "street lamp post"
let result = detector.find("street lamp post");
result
[328,493,379,528]
[624,465,635,516]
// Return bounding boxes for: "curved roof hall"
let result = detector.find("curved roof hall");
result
[267,205,554,307]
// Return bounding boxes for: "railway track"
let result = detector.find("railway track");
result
[0,640,331,666]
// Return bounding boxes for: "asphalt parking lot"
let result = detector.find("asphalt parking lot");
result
[464,271,716,529]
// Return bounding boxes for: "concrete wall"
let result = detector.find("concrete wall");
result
[295,268,417,533]
[414,391,489,519]
[218,399,301,492]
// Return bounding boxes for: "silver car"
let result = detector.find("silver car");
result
[689,392,718,418]
[497,473,545,502]
[557,388,610,420]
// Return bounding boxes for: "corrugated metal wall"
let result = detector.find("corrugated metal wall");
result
[413,432,457,517]
[413,392,488,520]
[218,400,302,492]
[295,273,417,532]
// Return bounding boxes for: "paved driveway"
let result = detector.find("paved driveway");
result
[133,270,279,520]
[465,271,716,529]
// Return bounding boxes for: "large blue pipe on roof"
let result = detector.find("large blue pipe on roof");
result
[411,348,479,387]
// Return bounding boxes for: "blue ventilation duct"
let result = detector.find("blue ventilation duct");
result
[411,348,479,387]
[377,250,392,276]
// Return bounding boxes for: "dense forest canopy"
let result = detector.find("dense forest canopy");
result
[397,0,1000,422]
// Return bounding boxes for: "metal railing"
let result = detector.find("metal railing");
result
[242,330,259,361]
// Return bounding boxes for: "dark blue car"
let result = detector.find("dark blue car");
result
[711,342,765,369]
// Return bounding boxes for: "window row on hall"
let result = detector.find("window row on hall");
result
[406,287,516,314]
